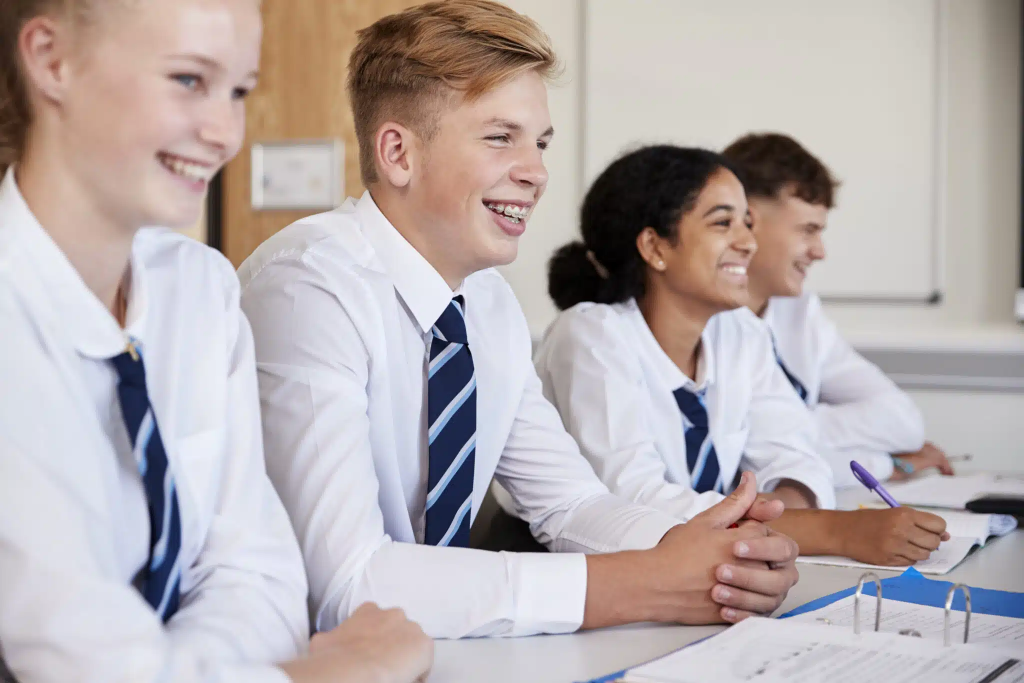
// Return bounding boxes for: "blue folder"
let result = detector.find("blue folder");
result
[781,567,1024,619]
[578,569,1024,683]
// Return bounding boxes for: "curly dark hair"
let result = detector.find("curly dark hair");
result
[721,132,839,209]
[548,145,739,311]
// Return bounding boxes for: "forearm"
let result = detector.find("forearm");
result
[582,548,704,629]
[766,509,847,556]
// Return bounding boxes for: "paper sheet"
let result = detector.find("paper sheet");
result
[787,595,1024,651]
[796,536,979,575]
[620,617,1024,683]
[886,474,1024,510]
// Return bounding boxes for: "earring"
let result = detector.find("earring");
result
[657,261,665,269]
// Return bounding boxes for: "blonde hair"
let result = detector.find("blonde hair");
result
[347,0,558,185]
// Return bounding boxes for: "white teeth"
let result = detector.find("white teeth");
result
[486,202,529,221]
[160,154,213,182]
[722,265,747,275]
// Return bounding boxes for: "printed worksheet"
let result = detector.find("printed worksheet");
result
[619,618,1024,683]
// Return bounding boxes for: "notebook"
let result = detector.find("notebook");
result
[796,510,1017,575]
[885,473,1024,510]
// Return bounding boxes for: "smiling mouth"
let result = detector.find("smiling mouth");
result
[721,264,747,276]
[484,201,531,224]
[157,152,216,184]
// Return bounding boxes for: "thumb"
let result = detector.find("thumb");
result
[692,471,757,529]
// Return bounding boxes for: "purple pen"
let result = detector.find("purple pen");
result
[850,460,901,508]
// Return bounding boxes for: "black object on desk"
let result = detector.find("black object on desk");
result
[966,494,1024,523]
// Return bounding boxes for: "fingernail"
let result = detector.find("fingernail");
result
[736,542,750,557]
[716,586,731,600]
[723,608,737,621]
[720,565,734,581]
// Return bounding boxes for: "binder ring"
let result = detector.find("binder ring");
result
[853,572,883,634]
[943,583,972,646]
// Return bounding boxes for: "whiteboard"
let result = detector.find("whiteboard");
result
[583,0,945,301]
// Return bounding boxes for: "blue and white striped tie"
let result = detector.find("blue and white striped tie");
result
[111,341,182,622]
[672,387,723,494]
[425,296,476,547]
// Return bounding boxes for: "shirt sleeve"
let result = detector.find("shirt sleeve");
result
[162,262,311,665]
[809,302,926,460]
[742,333,837,510]
[0,297,292,683]
[824,447,897,488]
[531,309,725,523]
[241,257,613,640]
[496,364,684,553]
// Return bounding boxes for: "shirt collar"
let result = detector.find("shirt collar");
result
[356,191,456,335]
[0,167,149,360]
[622,298,715,392]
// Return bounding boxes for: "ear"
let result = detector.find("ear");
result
[18,15,74,107]
[746,198,773,235]
[374,121,418,189]
[636,226,670,273]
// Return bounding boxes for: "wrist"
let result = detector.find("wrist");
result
[891,455,915,476]
[831,510,857,558]
[582,548,676,628]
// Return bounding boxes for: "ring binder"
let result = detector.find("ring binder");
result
[853,572,882,634]
[943,584,972,646]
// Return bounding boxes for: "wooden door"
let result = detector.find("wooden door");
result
[222,0,422,266]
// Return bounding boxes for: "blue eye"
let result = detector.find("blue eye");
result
[172,74,201,90]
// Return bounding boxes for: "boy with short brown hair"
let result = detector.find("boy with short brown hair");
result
[241,0,800,639]
[724,132,953,487]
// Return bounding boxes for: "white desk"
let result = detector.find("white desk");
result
[428,530,1024,683]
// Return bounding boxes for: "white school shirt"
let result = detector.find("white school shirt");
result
[763,293,926,487]
[237,192,681,639]
[532,300,836,522]
[0,170,308,683]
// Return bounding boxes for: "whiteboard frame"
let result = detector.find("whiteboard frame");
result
[576,0,950,305]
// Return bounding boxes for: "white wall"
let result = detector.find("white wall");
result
[830,0,1022,337]
[504,0,1022,341]
[501,0,1024,471]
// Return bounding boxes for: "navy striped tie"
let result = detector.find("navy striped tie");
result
[672,387,722,494]
[425,297,476,547]
[111,342,182,622]
[772,337,808,402]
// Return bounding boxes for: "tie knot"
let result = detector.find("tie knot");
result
[110,345,149,390]
[433,296,469,345]
[672,386,708,428]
